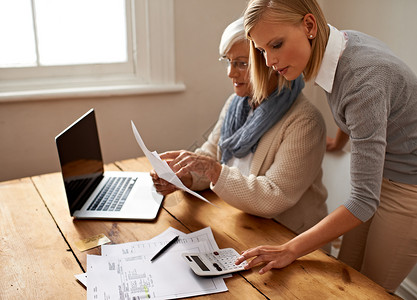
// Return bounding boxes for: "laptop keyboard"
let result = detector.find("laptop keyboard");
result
[87,177,137,211]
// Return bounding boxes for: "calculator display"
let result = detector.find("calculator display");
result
[190,256,209,271]
[182,248,248,276]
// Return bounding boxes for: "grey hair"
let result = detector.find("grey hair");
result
[219,17,247,57]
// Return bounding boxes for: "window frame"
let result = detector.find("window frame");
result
[0,0,184,102]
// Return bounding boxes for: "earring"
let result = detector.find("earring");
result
[309,34,313,39]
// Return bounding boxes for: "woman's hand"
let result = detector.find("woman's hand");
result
[235,244,297,274]
[326,128,349,151]
[150,169,192,196]
[235,207,364,275]
[160,150,222,185]
[150,150,194,195]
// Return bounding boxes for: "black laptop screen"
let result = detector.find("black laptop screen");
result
[56,109,104,214]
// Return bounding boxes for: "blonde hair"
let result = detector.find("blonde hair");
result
[244,0,329,103]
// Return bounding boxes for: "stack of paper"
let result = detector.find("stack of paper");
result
[77,227,231,299]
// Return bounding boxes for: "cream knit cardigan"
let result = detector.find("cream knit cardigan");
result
[192,92,328,234]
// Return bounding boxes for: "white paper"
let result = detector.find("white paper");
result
[87,227,228,300]
[87,246,227,300]
[131,121,218,207]
[75,273,87,287]
[101,227,219,257]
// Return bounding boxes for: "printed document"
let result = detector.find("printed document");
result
[131,121,216,207]
[85,227,229,300]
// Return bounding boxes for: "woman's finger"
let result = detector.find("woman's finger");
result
[244,255,268,269]
[259,261,277,274]
[235,247,263,265]
[154,183,177,195]
[159,151,182,160]
[152,176,169,185]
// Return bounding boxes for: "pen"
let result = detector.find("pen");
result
[150,235,179,262]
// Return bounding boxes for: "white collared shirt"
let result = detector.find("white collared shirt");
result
[226,152,254,176]
[315,24,348,93]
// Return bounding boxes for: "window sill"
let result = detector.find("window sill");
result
[0,82,186,103]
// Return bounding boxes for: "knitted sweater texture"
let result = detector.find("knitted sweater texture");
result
[192,93,328,234]
[328,30,417,221]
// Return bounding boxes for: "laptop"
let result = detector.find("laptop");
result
[55,108,163,220]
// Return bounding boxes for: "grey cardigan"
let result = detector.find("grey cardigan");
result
[327,30,417,222]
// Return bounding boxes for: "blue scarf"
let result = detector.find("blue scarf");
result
[219,75,305,164]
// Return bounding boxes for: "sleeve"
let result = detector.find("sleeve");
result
[190,94,235,191]
[211,106,327,218]
[341,82,388,222]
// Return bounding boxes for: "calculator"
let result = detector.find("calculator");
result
[182,248,248,276]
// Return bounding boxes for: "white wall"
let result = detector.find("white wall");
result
[0,0,247,182]
[310,0,417,138]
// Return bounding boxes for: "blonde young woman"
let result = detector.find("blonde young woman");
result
[151,17,328,235]
[235,0,417,292]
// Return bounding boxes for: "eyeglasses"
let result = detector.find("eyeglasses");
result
[218,57,249,71]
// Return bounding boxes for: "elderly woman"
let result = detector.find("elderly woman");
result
[151,17,328,235]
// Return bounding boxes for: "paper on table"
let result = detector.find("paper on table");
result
[101,226,220,257]
[81,227,231,298]
[87,241,227,299]
[101,226,232,280]
[75,273,87,287]
[76,227,187,289]
[131,121,217,207]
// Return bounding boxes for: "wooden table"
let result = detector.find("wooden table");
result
[0,157,400,299]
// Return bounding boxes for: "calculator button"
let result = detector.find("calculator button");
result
[213,263,222,271]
